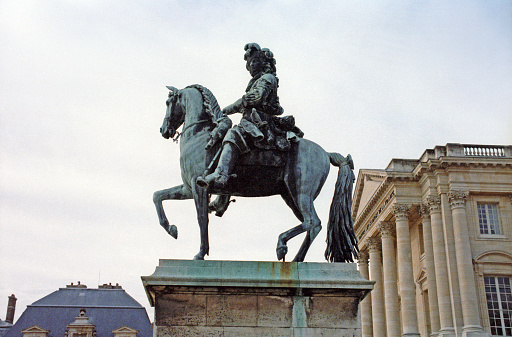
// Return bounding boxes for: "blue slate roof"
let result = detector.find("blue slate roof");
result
[5,287,152,337]
[0,320,13,337]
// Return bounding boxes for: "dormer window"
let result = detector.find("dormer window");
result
[112,326,139,337]
[65,309,96,337]
[21,326,50,337]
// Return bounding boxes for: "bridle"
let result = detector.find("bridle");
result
[164,89,211,143]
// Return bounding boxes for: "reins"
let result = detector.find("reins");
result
[172,119,210,143]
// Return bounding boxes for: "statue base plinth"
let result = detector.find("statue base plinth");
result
[142,260,373,337]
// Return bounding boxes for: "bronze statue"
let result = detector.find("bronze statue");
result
[197,43,302,189]
[153,43,358,262]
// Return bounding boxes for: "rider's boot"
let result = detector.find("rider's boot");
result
[197,142,239,188]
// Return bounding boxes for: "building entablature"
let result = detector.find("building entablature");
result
[354,177,423,239]
[354,184,394,240]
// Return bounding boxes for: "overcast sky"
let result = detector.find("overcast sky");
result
[1,0,511,322]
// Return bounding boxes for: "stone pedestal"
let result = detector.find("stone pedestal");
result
[142,260,373,337]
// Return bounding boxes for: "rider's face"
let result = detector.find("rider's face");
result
[247,58,263,77]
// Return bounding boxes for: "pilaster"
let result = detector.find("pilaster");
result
[392,204,420,337]
[448,191,490,337]
[439,191,464,333]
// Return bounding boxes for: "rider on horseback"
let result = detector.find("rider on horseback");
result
[197,43,302,189]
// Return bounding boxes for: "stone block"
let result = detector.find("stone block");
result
[307,296,360,328]
[222,327,292,337]
[207,294,258,326]
[155,293,206,326]
[258,295,294,327]
[292,327,359,336]
[156,326,223,337]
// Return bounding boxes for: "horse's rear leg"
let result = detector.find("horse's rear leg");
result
[153,185,192,239]
[277,195,321,262]
[293,223,322,262]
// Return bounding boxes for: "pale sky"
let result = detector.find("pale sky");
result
[1,0,511,322]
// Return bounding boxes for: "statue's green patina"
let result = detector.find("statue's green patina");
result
[153,43,358,263]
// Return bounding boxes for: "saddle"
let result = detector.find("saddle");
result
[238,147,288,167]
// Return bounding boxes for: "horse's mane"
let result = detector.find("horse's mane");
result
[185,84,224,124]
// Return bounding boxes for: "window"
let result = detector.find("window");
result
[485,276,512,336]
[478,204,501,235]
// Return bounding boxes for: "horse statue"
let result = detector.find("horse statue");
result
[153,84,358,262]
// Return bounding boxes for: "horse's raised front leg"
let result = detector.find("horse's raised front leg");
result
[193,178,210,260]
[153,185,192,239]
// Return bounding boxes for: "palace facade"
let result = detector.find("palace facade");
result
[353,143,512,337]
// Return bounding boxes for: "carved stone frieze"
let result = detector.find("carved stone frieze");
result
[448,190,468,208]
[378,222,395,238]
[392,203,410,220]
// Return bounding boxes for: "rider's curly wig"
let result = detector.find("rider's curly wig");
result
[244,43,277,76]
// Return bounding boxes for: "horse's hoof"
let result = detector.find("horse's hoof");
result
[168,225,178,239]
[193,254,205,260]
[276,246,288,261]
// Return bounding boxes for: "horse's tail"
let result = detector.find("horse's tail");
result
[324,153,359,263]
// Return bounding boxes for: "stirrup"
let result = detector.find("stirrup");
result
[197,173,230,189]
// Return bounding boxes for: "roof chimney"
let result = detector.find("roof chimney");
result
[6,294,16,324]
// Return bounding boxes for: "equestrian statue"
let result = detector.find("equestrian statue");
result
[153,43,358,262]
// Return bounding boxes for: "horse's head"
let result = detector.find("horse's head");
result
[160,86,185,139]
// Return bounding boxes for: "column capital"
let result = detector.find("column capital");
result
[392,203,411,220]
[358,250,369,264]
[448,190,468,209]
[418,204,430,219]
[366,237,381,252]
[426,195,441,213]
[378,222,395,238]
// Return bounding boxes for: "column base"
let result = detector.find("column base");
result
[437,328,456,337]
[462,325,490,337]
[402,333,420,337]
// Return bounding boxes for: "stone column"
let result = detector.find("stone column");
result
[392,204,420,336]
[440,192,464,332]
[358,250,373,337]
[448,191,489,337]
[379,222,401,337]
[368,237,386,337]
[419,204,441,335]
[427,196,456,337]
